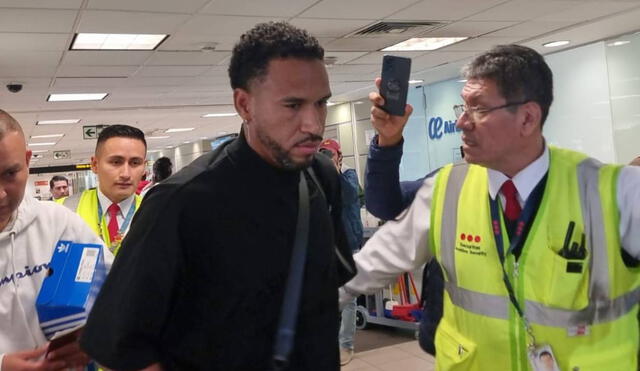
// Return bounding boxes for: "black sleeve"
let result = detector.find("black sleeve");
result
[312,155,356,286]
[80,184,184,370]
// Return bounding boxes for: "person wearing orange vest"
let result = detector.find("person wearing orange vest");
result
[341,44,640,371]
[62,125,145,255]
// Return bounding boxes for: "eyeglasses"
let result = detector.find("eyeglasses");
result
[453,100,530,120]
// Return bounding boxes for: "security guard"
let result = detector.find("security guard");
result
[342,44,640,371]
[63,125,146,255]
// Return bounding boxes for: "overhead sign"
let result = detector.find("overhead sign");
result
[83,125,109,140]
[53,150,71,160]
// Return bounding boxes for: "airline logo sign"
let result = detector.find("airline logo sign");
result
[428,116,461,140]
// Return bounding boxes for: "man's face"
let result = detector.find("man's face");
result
[91,137,146,203]
[50,180,69,199]
[236,58,331,170]
[0,131,31,227]
[456,78,525,171]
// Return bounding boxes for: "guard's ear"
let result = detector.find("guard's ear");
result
[233,88,251,123]
[520,101,542,137]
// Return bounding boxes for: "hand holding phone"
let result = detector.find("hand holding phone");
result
[379,55,411,116]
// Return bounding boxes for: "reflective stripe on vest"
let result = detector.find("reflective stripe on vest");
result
[440,163,468,286]
[439,154,636,327]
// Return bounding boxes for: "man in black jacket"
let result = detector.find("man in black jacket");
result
[80,22,355,371]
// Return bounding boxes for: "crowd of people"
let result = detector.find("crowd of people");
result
[1,20,639,371]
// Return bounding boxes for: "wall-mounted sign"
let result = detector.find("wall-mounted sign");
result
[83,125,109,140]
[53,150,71,160]
[428,117,460,140]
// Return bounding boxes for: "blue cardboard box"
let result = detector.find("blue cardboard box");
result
[36,240,107,339]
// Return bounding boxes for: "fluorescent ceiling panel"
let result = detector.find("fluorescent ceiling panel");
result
[543,40,570,48]
[165,128,194,133]
[382,37,468,51]
[36,119,80,125]
[47,93,108,102]
[28,142,56,146]
[71,33,168,50]
[202,113,237,118]
[31,134,64,139]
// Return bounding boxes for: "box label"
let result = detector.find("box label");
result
[74,248,99,283]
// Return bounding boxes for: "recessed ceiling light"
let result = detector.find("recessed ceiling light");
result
[165,145,173,148]
[47,93,108,102]
[353,101,364,105]
[28,142,56,146]
[165,128,194,133]
[183,141,190,144]
[382,37,468,51]
[457,79,468,83]
[327,101,337,106]
[31,134,64,139]
[148,150,162,153]
[543,40,570,48]
[607,40,630,47]
[201,113,237,118]
[409,80,424,84]
[71,33,168,51]
[217,131,228,136]
[31,150,49,153]
[37,119,80,125]
[147,136,170,140]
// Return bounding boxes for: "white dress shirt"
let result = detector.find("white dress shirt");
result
[96,188,136,236]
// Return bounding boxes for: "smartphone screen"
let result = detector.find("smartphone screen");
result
[380,55,411,116]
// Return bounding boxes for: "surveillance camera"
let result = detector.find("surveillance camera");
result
[6,83,23,93]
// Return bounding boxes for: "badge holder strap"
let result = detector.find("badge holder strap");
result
[97,196,137,250]
[488,181,544,351]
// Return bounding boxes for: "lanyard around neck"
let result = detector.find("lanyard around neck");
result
[97,195,137,239]
[488,175,546,348]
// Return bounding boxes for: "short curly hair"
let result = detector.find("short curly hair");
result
[228,21,324,90]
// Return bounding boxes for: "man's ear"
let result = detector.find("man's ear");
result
[25,149,32,167]
[233,88,251,123]
[90,155,98,174]
[520,101,542,137]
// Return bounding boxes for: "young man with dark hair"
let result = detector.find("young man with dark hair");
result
[0,110,112,370]
[343,44,640,370]
[62,124,146,255]
[80,22,355,371]
[49,175,69,202]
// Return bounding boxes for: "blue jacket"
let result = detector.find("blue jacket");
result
[340,168,364,252]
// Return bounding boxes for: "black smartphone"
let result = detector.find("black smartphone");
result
[380,55,411,116]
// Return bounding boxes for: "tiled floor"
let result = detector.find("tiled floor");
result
[341,340,435,371]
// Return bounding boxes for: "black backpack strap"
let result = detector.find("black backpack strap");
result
[307,157,356,282]
[272,172,310,371]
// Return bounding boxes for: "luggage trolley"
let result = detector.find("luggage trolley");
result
[355,228,421,337]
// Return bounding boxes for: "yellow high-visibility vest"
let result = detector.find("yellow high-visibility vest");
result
[63,188,142,255]
[429,146,640,371]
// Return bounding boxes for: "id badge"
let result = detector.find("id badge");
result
[528,344,560,371]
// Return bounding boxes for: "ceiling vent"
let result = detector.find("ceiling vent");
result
[350,21,444,37]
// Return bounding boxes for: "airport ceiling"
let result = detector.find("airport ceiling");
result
[2,0,639,167]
